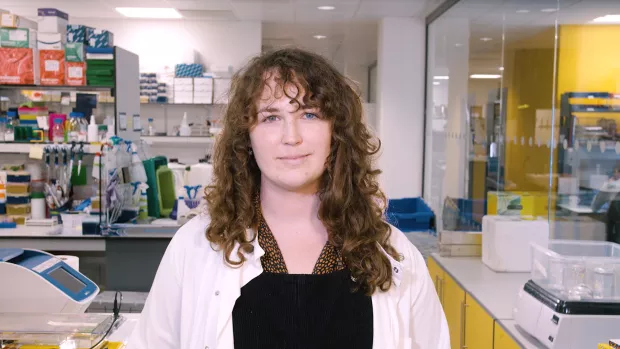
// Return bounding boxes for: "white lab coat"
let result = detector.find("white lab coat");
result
[126,215,450,349]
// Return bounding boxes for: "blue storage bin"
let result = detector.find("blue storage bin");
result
[442,197,487,232]
[386,197,435,232]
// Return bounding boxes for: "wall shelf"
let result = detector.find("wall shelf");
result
[141,136,215,145]
[0,142,100,154]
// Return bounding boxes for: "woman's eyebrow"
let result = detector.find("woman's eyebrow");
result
[257,106,279,113]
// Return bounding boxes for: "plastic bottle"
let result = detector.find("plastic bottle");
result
[0,117,6,142]
[52,119,64,143]
[179,112,191,136]
[67,112,81,142]
[5,114,15,142]
[148,118,156,136]
[88,115,98,143]
[78,114,88,142]
[187,158,213,188]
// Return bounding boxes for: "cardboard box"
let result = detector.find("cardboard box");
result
[37,8,68,34]
[37,32,65,50]
[66,24,92,44]
[66,61,85,86]
[65,42,85,62]
[39,49,65,85]
[1,14,38,30]
[0,28,36,48]
[0,48,39,84]
[87,29,114,48]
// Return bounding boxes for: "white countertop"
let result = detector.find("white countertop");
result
[557,203,595,214]
[430,253,530,320]
[108,313,140,343]
[0,225,64,237]
[430,253,544,348]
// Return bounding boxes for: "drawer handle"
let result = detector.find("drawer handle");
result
[461,301,468,349]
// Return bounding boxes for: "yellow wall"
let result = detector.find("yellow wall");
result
[503,45,556,192]
[558,25,620,95]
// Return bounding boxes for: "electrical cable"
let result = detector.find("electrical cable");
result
[88,291,122,349]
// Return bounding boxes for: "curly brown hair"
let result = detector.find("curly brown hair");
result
[205,47,400,294]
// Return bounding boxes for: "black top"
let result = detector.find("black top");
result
[232,270,373,349]
[231,196,374,348]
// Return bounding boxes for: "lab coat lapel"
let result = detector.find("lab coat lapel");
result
[215,229,264,347]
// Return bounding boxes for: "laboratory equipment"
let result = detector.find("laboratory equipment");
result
[88,114,98,142]
[147,117,156,136]
[513,240,620,349]
[180,112,191,136]
[168,158,186,197]
[0,248,99,313]
[0,313,124,348]
[482,215,549,272]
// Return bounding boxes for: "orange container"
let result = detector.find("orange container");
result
[39,49,65,85]
[66,61,86,86]
[0,48,38,85]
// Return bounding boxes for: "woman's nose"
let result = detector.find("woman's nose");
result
[281,119,302,145]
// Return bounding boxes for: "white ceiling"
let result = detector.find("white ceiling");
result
[2,0,437,68]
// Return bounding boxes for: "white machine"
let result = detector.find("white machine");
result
[0,248,99,313]
[513,240,620,348]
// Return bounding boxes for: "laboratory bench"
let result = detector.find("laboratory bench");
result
[428,253,547,349]
[0,221,181,292]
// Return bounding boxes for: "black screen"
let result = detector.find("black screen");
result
[49,267,86,293]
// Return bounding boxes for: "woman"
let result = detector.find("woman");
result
[127,48,449,349]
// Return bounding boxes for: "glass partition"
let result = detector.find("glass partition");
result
[425,0,620,243]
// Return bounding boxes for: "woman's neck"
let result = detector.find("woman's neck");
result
[259,180,321,225]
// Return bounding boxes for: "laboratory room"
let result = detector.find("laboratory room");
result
[0,0,618,348]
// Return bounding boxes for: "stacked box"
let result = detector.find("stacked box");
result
[140,73,158,103]
[87,28,113,48]
[0,48,40,85]
[0,28,37,48]
[174,78,193,104]
[1,13,37,29]
[39,49,65,85]
[193,77,213,104]
[6,171,30,225]
[66,62,86,86]
[86,47,114,86]
[37,32,65,50]
[66,24,93,44]
[37,8,68,34]
[175,63,203,77]
[65,42,85,61]
[0,171,6,215]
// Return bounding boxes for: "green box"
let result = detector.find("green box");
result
[0,28,36,48]
[65,42,85,62]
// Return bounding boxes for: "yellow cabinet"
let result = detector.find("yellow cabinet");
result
[443,272,466,349]
[427,256,445,303]
[464,294,494,349]
[494,321,521,349]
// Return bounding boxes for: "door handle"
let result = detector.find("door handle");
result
[461,301,468,349]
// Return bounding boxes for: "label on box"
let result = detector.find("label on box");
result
[133,114,141,131]
[9,29,26,41]
[68,65,83,78]
[45,60,60,72]
[119,112,127,131]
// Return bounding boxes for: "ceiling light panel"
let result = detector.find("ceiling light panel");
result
[115,7,183,18]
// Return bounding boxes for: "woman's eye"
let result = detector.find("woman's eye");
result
[263,115,278,122]
[303,113,318,120]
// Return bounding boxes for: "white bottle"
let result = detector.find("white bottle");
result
[88,115,98,143]
[180,112,191,137]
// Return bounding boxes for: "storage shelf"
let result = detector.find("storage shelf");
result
[0,84,113,91]
[140,102,220,106]
[141,136,215,145]
[0,142,100,154]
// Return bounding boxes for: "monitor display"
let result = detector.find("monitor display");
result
[48,267,86,293]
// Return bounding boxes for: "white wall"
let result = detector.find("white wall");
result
[377,17,426,199]
[73,19,262,73]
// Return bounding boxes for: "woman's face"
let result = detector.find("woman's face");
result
[249,73,332,193]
